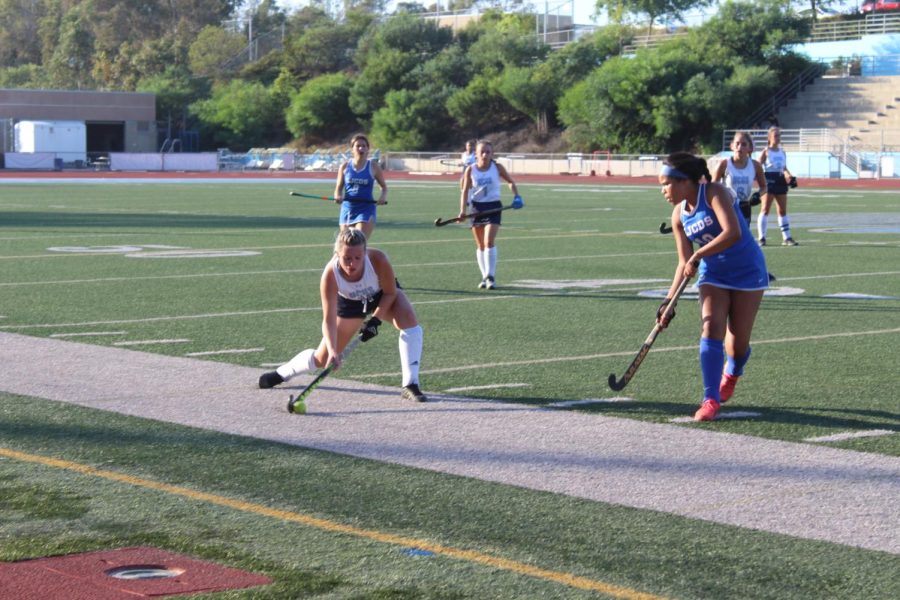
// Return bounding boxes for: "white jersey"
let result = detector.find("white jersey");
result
[332,253,381,302]
[724,158,756,203]
[468,161,502,204]
[762,147,786,173]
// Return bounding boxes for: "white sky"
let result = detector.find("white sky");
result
[273,1,863,27]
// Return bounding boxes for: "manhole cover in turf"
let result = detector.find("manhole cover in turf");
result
[106,564,186,579]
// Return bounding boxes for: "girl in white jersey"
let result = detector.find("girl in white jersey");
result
[459,139,521,289]
[258,228,426,402]
[757,127,799,246]
[714,131,767,224]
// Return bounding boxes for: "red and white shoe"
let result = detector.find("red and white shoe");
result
[694,398,721,422]
[719,373,739,403]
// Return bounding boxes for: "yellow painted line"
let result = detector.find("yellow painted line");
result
[0,446,665,600]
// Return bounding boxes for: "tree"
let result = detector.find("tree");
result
[0,0,44,66]
[189,25,247,80]
[497,65,558,135]
[285,72,356,140]
[190,79,280,149]
[595,0,713,35]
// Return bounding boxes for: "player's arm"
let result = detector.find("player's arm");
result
[713,159,727,183]
[495,162,519,197]
[371,160,388,205]
[333,161,347,203]
[369,249,398,320]
[669,205,696,287]
[695,183,742,263]
[319,264,342,367]
[459,166,472,216]
[752,159,767,197]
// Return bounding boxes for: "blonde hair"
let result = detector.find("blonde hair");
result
[334,228,367,254]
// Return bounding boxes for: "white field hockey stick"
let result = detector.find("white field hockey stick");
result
[607,270,694,391]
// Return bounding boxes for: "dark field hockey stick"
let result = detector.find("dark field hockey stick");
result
[287,335,364,414]
[607,272,694,391]
[440,158,465,168]
[660,221,673,234]
[434,204,514,227]
[289,191,380,204]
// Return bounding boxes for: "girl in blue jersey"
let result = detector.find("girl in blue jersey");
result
[757,127,798,246]
[659,152,768,421]
[334,133,388,240]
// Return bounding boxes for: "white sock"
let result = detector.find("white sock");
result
[487,246,497,278]
[476,249,487,278]
[276,348,316,380]
[399,325,423,386]
[757,214,768,239]
[778,215,791,239]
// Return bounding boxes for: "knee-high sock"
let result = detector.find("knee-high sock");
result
[399,325,423,386]
[476,249,487,278]
[487,246,497,277]
[276,348,316,380]
[725,346,751,377]
[757,213,768,239]
[699,337,724,401]
[778,215,791,240]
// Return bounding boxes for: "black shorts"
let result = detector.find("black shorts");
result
[470,200,502,226]
[337,290,383,319]
[765,172,788,195]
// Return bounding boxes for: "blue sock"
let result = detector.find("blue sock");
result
[699,337,724,402]
[725,347,752,377]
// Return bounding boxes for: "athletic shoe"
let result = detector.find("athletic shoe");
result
[719,373,739,403]
[758,237,766,247]
[258,371,284,389]
[693,398,720,421]
[782,238,799,246]
[485,275,496,290]
[401,383,427,402]
[478,278,487,289]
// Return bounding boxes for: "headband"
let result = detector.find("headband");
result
[660,164,690,180]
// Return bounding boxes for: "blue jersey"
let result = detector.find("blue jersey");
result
[343,160,375,203]
[681,184,768,291]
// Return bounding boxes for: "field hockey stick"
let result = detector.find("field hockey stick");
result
[289,191,339,202]
[607,271,694,391]
[440,158,465,168]
[290,191,380,205]
[659,222,673,234]
[287,334,364,414]
[434,204,514,227]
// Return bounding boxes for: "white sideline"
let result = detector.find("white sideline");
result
[0,331,897,555]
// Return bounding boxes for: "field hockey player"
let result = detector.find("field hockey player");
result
[659,152,768,421]
[334,133,387,240]
[459,139,523,290]
[259,228,426,403]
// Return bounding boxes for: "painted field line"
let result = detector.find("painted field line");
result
[548,398,634,408]
[185,348,265,357]
[112,339,191,346]
[0,231,657,261]
[443,383,530,393]
[359,327,900,379]
[50,331,126,338]
[804,429,896,443]
[0,447,665,600]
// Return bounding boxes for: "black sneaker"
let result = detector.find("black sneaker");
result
[258,371,284,389]
[485,275,495,290]
[401,383,427,402]
[782,237,799,246]
[758,237,766,247]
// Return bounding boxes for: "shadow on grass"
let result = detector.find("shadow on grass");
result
[0,211,336,230]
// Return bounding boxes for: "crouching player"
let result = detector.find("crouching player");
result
[259,228,426,402]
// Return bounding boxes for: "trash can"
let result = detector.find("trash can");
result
[53,158,63,171]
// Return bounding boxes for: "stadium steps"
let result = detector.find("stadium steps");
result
[777,75,900,148]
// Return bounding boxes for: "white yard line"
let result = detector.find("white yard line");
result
[805,430,896,443]
[185,348,265,357]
